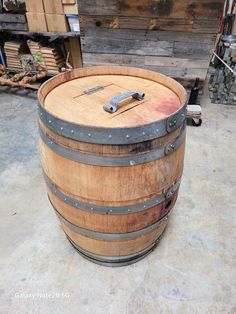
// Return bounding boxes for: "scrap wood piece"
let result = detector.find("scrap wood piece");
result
[4,41,30,71]
[11,71,29,82]
[0,77,39,89]
[20,70,47,84]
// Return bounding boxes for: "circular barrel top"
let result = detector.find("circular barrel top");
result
[39,66,187,129]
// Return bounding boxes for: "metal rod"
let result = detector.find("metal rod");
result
[213,52,236,76]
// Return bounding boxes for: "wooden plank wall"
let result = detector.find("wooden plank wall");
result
[78,0,225,88]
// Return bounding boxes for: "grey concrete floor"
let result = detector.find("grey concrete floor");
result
[0,86,236,314]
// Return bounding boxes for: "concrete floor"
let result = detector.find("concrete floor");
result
[0,86,236,314]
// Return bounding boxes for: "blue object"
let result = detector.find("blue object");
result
[0,47,6,67]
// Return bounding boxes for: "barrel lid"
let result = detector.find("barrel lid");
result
[38,67,187,144]
[40,67,186,128]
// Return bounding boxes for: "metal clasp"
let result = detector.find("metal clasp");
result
[166,105,186,133]
[167,116,178,132]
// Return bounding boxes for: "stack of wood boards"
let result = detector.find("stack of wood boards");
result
[27,40,66,74]
[78,0,225,88]
[27,40,46,68]
[40,46,65,73]
[4,42,22,71]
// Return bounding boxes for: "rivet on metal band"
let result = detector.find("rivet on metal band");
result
[54,203,171,240]
[39,126,186,167]
[44,171,180,215]
[38,102,186,145]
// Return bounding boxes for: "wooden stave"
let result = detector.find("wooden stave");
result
[40,139,185,203]
[40,128,185,259]
[39,117,185,260]
[67,235,159,267]
[61,217,169,257]
[39,119,185,157]
[47,187,179,233]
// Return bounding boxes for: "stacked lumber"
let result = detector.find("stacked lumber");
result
[27,40,46,68]
[40,46,65,73]
[78,0,225,89]
[4,42,22,71]
[27,40,66,74]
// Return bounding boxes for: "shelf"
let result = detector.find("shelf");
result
[1,30,80,37]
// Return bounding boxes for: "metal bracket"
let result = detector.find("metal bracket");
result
[164,126,186,156]
[166,107,186,133]
[165,184,177,199]
[165,143,175,156]
[84,86,104,95]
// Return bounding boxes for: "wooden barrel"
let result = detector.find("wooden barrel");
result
[38,66,187,266]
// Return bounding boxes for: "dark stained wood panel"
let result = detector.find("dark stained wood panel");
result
[117,0,223,19]
[81,28,215,44]
[78,0,118,15]
[193,18,221,34]
[81,36,174,56]
[82,53,209,69]
[81,28,213,59]
[173,41,213,60]
[147,18,193,32]
[78,0,224,88]
[80,15,221,34]
[82,53,209,80]
[80,16,193,32]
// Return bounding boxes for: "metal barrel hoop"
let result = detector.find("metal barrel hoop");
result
[39,125,186,167]
[44,171,180,215]
[38,101,187,145]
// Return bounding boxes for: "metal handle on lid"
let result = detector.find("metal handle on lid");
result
[103,91,145,113]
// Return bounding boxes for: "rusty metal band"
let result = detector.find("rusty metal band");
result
[39,126,186,167]
[53,203,171,240]
[45,172,180,215]
[38,102,187,145]
[67,236,163,267]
